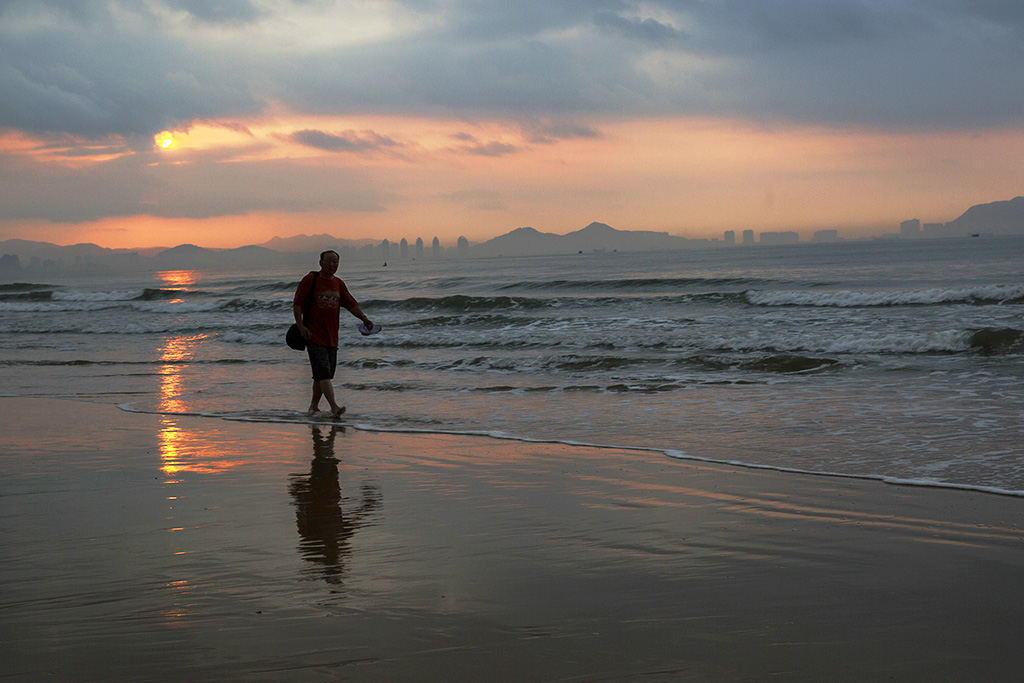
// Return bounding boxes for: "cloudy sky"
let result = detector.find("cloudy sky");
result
[2,0,1023,248]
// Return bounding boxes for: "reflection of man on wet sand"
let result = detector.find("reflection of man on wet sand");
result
[288,425,381,585]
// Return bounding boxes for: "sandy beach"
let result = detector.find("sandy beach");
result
[1,397,1022,681]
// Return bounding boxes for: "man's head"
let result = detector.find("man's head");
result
[319,250,340,275]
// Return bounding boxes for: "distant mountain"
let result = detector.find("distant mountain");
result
[258,233,377,253]
[150,244,303,270]
[0,239,144,271]
[473,227,568,257]
[472,222,701,257]
[0,239,130,261]
[562,222,700,252]
[0,239,63,262]
[945,196,1024,235]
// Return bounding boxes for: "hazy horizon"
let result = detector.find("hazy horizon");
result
[0,216,986,253]
[0,220,895,252]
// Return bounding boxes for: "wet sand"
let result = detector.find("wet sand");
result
[1,397,1022,682]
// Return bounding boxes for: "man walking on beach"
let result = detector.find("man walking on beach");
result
[293,250,375,417]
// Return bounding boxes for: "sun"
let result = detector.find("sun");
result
[156,131,175,149]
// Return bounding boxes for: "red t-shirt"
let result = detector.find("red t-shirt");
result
[293,272,358,348]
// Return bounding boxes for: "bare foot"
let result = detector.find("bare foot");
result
[332,406,346,419]
[306,406,319,416]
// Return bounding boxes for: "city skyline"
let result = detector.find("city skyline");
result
[5,198,1020,277]
[6,192,1021,257]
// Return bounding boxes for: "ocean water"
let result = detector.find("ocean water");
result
[2,237,1023,495]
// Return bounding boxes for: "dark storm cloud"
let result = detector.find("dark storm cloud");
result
[593,11,683,44]
[1,0,263,25]
[264,0,1024,129]
[519,120,602,144]
[277,32,640,119]
[163,0,263,25]
[0,3,263,137]
[287,129,401,153]
[430,0,623,41]
[671,0,890,52]
[446,133,518,157]
[0,147,389,221]
[936,0,1024,29]
[460,141,519,157]
[661,0,1024,127]
[2,0,1024,138]
[34,136,132,157]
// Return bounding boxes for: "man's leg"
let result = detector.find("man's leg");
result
[306,343,344,418]
[317,378,345,418]
[307,381,323,414]
[307,343,329,415]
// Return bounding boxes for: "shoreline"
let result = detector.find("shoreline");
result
[116,400,1024,499]
[3,397,1023,681]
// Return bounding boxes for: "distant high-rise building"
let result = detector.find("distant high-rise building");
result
[742,230,755,245]
[400,238,409,260]
[432,236,441,258]
[724,230,735,245]
[457,236,469,258]
[812,229,840,243]
[380,239,391,261]
[900,218,921,237]
[415,237,424,259]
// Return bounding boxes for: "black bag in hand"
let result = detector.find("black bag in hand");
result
[286,323,306,351]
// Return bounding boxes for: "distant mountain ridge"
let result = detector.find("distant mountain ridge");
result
[0,235,374,273]
[946,196,1024,235]
[472,222,701,257]
[149,244,298,270]
[259,234,377,252]
[0,238,148,272]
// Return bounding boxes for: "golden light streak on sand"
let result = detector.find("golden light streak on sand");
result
[157,332,193,477]
[155,331,242,477]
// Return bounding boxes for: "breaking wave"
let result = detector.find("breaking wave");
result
[369,294,552,313]
[746,284,1024,307]
[500,276,781,292]
[0,282,56,292]
[968,327,1024,355]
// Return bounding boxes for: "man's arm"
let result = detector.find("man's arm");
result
[338,280,372,328]
[293,305,310,339]
[293,273,313,339]
[348,304,373,329]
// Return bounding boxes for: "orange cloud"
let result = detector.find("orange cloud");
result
[3,114,1024,249]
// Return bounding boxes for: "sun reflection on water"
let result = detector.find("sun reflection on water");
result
[155,330,253,476]
[157,333,203,476]
[152,270,235,476]
[155,269,198,303]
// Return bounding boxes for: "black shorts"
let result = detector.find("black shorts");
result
[306,342,337,381]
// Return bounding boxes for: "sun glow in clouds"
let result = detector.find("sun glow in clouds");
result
[156,131,175,149]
